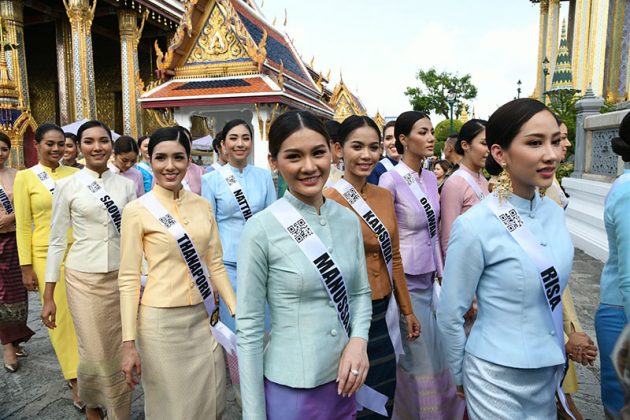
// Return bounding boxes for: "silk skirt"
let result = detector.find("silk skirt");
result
[462,352,557,419]
[32,250,79,379]
[393,273,464,419]
[138,303,226,420]
[0,232,34,345]
[595,303,627,418]
[265,378,356,420]
[65,268,131,419]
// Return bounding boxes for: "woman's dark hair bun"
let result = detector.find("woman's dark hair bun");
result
[612,112,630,162]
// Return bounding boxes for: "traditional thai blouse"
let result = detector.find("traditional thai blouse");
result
[108,163,145,198]
[14,164,78,265]
[45,168,136,282]
[237,191,372,418]
[439,164,489,257]
[0,168,17,234]
[201,164,275,263]
[325,183,412,314]
[437,193,573,385]
[118,184,236,341]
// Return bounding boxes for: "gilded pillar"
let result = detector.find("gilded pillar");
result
[0,0,27,108]
[534,1,549,99]
[118,9,146,137]
[63,0,97,121]
[586,0,610,97]
[603,0,628,102]
[546,0,561,81]
[56,19,73,125]
[571,0,592,93]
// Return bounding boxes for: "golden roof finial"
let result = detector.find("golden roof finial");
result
[272,16,276,26]
[283,8,287,26]
[326,69,331,80]
[309,56,315,67]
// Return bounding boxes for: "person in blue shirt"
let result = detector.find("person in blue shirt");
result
[367,121,399,185]
[236,110,372,420]
[201,119,275,401]
[135,135,153,193]
[596,111,630,418]
[437,99,576,419]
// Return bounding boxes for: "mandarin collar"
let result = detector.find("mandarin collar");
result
[226,163,250,175]
[83,166,112,179]
[459,163,483,179]
[284,190,328,216]
[152,183,186,201]
[508,191,541,214]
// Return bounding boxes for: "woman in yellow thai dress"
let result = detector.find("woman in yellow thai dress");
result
[14,123,82,409]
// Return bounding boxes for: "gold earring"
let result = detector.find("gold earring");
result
[496,164,513,204]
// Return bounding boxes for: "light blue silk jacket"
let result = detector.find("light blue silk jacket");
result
[236,191,372,419]
[436,193,574,385]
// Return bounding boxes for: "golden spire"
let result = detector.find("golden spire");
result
[283,8,287,26]
[0,17,18,104]
[459,105,469,123]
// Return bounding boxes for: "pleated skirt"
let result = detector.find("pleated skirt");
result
[0,232,34,345]
[32,250,79,379]
[393,273,464,420]
[358,296,396,419]
[138,303,226,420]
[65,268,131,419]
[265,378,356,420]
[462,352,557,420]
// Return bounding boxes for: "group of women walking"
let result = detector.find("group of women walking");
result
[1,97,628,420]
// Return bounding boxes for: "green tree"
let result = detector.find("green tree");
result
[405,68,478,120]
[434,119,463,144]
[546,90,577,158]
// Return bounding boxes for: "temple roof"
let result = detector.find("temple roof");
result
[141,0,333,117]
[550,19,576,92]
[329,78,367,122]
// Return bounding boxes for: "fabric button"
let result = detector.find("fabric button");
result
[330,329,338,337]
[103,222,108,227]
[374,272,379,277]
[426,241,431,246]
[550,330,555,336]
[319,219,327,226]
[540,242,548,247]
[373,253,378,258]
[529,214,535,219]
[103,238,107,243]
[190,282,195,288]
[329,300,335,307]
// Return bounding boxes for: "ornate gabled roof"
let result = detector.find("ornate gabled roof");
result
[329,78,367,122]
[550,19,576,92]
[373,110,385,132]
[142,0,332,117]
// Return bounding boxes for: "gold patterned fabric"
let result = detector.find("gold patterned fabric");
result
[65,268,131,419]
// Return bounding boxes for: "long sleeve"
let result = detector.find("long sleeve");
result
[614,197,630,319]
[389,196,412,315]
[436,218,484,385]
[45,179,72,283]
[349,224,373,340]
[205,212,236,314]
[236,217,269,420]
[118,204,144,341]
[439,179,464,257]
[13,172,33,265]
[201,174,217,217]
[264,171,276,208]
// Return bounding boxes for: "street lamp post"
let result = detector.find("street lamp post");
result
[541,57,550,103]
[517,79,522,99]
[447,89,457,134]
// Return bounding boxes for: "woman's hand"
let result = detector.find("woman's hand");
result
[566,332,598,366]
[463,299,478,322]
[456,385,465,400]
[41,297,57,329]
[404,313,421,341]
[122,341,142,389]
[337,337,369,397]
[21,265,38,292]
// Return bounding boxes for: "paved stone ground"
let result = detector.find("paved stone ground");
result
[0,249,605,419]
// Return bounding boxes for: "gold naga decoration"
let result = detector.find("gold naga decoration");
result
[147,108,177,128]
[218,0,268,72]
[255,103,284,140]
[155,0,198,81]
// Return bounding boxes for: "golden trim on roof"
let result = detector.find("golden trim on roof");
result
[329,80,366,122]
[219,0,267,72]
[155,0,198,80]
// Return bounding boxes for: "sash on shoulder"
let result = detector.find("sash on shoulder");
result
[332,179,404,360]
[136,160,153,175]
[30,164,56,195]
[380,158,394,171]
[76,170,122,234]
[486,193,574,420]
[269,197,388,416]
[451,169,487,200]
[219,165,252,220]
[211,162,222,171]
[0,184,13,214]
[138,192,237,355]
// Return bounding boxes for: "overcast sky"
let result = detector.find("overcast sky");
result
[256,0,569,122]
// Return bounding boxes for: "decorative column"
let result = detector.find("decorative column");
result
[603,0,628,103]
[571,0,592,94]
[534,1,549,99]
[0,0,28,108]
[545,0,561,81]
[572,87,604,178]
[55,19,73,125]
[63,0,97,121]
[586,0,609,97]
[118,9,146,137]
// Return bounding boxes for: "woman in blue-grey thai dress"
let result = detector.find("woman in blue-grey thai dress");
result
[237,111,372,419]
[201,119,275,398]
[437,98,575,419]
[595,111,630,418]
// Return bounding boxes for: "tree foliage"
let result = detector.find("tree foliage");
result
[546,90,577,159]
[405,68,478,120]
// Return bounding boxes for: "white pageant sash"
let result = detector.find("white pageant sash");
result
[219,165,252,220]
[451,169,486,200]
[381,158,394,171]
[138,192,237,355]
[486,194,574,420]
[0,184,13,214]
[136,160,153,175]
[30,164,56,195]
[76,170,122,234]
[270,197,387,416]
[211,162,222,170]
[332,179,403,360]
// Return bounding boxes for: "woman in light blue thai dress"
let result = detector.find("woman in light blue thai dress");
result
[201,119,275,398]
[437,99,575,419]
[595,111,630,418]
